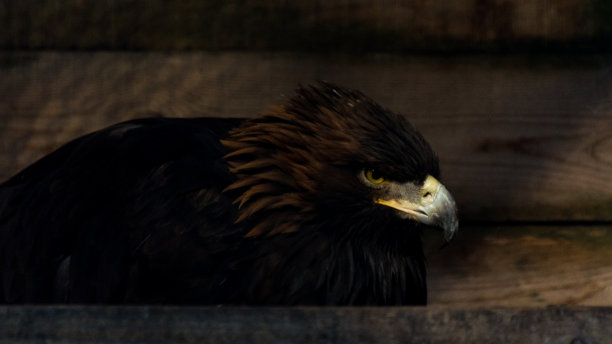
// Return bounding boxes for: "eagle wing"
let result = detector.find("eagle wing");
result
[0,117,243,303]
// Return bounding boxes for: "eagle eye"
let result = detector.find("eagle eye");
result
[363,168,386,185]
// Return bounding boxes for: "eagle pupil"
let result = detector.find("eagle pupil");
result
[370,170,382,181]
[364,169,385,185]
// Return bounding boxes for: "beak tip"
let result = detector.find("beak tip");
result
[442,215,459,244]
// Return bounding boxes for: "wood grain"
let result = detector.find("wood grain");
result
[0,306,610,343]
[426,225,612,307]
[2,52,612,221]
[2,0,611,52]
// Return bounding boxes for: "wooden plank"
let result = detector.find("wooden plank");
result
[2,52,612,221]
[0,306,610,344]
[425,225,612,307]
[1,0,611,52]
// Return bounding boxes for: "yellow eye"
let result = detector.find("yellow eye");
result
[364,169,385,184]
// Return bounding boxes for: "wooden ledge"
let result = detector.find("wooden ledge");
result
[0,306,610,343]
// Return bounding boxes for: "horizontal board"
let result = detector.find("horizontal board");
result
[1,0,611,52]
[0,306,612,344]
[425,225,612,307]
[2,52,612,221]
[0,306,610,343]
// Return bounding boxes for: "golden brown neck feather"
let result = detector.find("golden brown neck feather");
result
[221,106,360,238]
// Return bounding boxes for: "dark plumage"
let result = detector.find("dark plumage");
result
[0,82,457,305]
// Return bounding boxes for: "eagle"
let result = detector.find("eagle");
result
[0,82,457,305]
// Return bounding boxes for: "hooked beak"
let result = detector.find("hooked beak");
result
[376,175,458,243]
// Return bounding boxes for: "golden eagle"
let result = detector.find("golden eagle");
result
[0,82,457,305]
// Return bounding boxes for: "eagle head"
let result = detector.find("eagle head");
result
[223,82,457,247]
